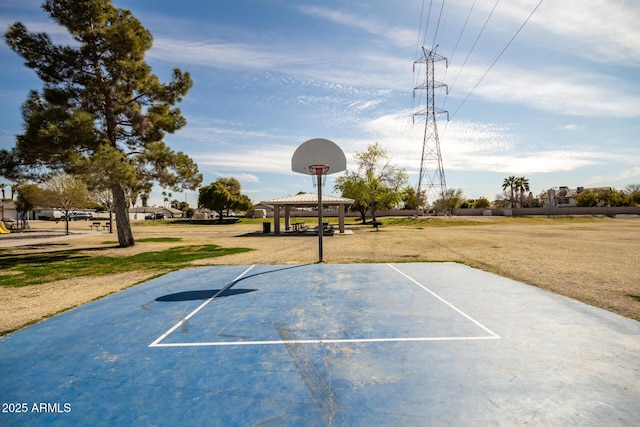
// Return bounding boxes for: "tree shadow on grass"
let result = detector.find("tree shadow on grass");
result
[0,251,89,268]
[0,245,121,269]
[166,218,240,225]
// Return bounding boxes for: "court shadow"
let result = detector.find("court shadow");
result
[155,288,256,302]
[234,263,314,283]
[155,265,312,302]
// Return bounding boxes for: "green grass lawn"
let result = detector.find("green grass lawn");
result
[0,243,252,287]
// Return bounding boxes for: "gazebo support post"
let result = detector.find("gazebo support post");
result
[274,206,281,235]
[284,206,291,232]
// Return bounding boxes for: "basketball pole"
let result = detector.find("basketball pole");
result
[316,172,323,263]
[292,138,346,262]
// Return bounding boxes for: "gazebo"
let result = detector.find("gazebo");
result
[259,193,354,234]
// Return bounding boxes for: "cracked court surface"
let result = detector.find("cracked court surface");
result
[1,263,639,426]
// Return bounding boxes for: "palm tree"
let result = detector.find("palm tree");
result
[516,176,530,208]
[502,176,517,208]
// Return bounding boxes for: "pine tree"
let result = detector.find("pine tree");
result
[4,0,202,247]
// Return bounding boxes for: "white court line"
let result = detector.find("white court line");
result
[151,336,499,348]
[149,265,256,347]
[387,263,501,338]
[149,263,501,348]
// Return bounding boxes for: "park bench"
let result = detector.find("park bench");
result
[372,220,382,231]
[90,222,101,231]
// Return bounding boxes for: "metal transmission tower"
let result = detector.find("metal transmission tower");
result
[413,46,449,210]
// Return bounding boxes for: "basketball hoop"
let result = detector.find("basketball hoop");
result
[292,139,347,263]
[309,164,329,188]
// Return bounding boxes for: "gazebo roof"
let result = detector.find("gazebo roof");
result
[260,193,354,206]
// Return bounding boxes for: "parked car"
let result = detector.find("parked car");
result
[144,213,164,220]
[66,212,93,221]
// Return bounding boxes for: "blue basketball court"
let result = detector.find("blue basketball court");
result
[1,263,639,425]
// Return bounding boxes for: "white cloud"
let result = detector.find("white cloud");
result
[437,122,593,174]
[445,150,596,174]
[177,120,276,146]
[297,5,416,47]
[148,37,303,71]
[148,35,409,91]
[446,63,640,118]
[473,0,640,66]
[530,0,640,67]
[560,124,583,131]
[224,172,260,183]
[585,166,640,187]
[193,145,293,174]
[352,112,608,175]
[349,99,383,111]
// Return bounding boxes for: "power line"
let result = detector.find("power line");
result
[427,1,447,108]
[444,0,477,81]
[430,0,446,50]
[421,0,434,48]
[450,0,545,119]
[412,0,427,114]
[410,0,430,168]
[414,0,426,60]
[445,0,500,105]
[437,0,475,108]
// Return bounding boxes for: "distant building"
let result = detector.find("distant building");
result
[1,200,23,220]
[129,206,183,219]
[547,186,612,208]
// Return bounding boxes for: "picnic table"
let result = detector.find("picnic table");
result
[291,222,307,232]
[89,222,111,231]
[313,222,334,235]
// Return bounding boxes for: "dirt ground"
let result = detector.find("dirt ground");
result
[1,216,639,334]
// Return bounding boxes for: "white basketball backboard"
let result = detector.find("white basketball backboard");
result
[291,138,347,175]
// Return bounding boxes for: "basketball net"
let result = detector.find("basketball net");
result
[309,164,329,188]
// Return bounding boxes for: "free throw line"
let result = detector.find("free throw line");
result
[150,335,499,347]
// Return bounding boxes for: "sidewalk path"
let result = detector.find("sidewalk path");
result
[0,230,98,248]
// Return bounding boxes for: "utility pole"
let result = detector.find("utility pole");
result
[413,46,449,213]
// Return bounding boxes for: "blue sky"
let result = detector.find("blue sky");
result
[1,0,639,207]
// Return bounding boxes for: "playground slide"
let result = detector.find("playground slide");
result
[0,221,10,234]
